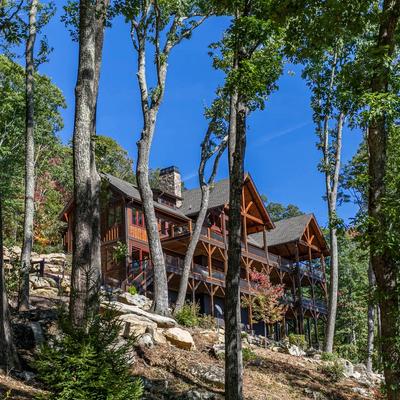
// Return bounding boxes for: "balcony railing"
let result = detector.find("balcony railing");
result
[163,223,323,281]
[301,298,328,314]
[297,263,324,281]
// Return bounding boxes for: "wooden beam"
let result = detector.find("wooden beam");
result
[242,213,263,225]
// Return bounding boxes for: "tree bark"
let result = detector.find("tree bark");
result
[366,261,375,373]
[0,193,20,372]
[368,1,400,397]
[225,96,246,400]
[19,0,38,312]
[323,108,343,353]
[136,127,170,315]
[175,187,210,312]
[174,123,227,313]
[90,0,110,305]
[70,0,107,328]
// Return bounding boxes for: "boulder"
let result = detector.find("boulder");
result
[196,329,218,344]
[354,363,367,375]
[339,358,354,377]
[145,326,167,345]
[29,275,57,289]
[31,287,59,298]
[10,246,22,258]
[164,327,195,350]
[352,387,369,397]
[117,292,152,310]
[189,364,224,388]
[183,389,217,400]
[118,314,157,337]
[42,253,66,265]
[102,301,177,328]
[286,345,306,357]
[137,333,154,349]
[59,278,71,294]
[212,343,225,359]
[29,321,45,347]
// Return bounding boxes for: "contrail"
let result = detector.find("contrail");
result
[253,121,311,146]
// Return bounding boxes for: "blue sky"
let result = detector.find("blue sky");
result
[37,5,362,227]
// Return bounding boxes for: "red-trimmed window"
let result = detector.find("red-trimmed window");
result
[132,207,145,227]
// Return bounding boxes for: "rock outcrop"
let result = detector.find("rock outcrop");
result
[164,327,195,350]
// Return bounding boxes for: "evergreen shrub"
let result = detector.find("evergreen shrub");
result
[34,307,143,400]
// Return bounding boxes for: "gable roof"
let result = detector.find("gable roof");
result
[180,178,230,216]
[103,173,189,220]
[180,175,274,230]
[249,214,316,247]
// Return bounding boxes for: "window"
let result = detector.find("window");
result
[115,206,122,224]
[107,205,122,228]
[132,207,144,227]
[158,219,168,235]
[108,208,115,228]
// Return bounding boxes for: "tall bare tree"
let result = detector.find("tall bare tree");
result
[19,0,38,311]
[116,0,209,315]
[174,98,228,313]
[0,193,20,372]
[70,0,108,328]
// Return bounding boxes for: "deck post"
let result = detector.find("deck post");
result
[307,318,312,347]
[313,315,319,349]
[295,243,304,334]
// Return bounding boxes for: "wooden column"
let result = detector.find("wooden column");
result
[314,316,319,349]
[295,243,304,334]
[221,210,228,274]
[210,284,214,316]
[208,245,212,277]
[306,318,312,347]
[262,228,270,265]
[321,254,328,302]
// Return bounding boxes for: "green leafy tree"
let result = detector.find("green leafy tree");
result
[335,233,369,363]
[261,195,304,222]
[94,135,136,184]
[210,2,285,398]
[0,55,66,248]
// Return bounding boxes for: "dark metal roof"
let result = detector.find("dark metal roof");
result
[180,178,230,216]
[103,173,189,220]
[249,214,314,247]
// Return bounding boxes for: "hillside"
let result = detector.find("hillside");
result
[0,250,383,400]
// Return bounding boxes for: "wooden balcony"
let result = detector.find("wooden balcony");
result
[128,225,148,242]
[102,223,123,243]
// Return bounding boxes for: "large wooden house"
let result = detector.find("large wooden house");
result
[61,166,329,344]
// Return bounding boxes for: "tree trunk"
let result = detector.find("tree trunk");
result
[324,112,343,353]
[70,0,101,329]
[175,186,210,312]
[174,124,227,313]
[136,125,169,315]
[324,226,338,352]
[0,193,20,372]
[225,97,246,400]
[367,1,400,397]
[366,261,375,373]
[19,0,38,312]
[90,0,110,298]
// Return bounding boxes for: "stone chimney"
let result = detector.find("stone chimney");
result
[159,166,182,207]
